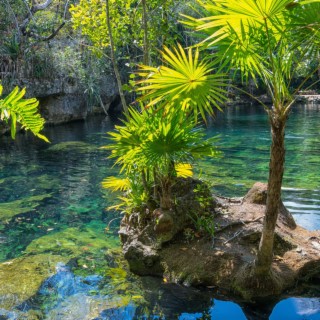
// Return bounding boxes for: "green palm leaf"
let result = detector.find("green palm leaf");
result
[183,0,320,107]
[105,106,219,176]
[136,44,228,120]
[0,85,48,142]
[101,177,131,192]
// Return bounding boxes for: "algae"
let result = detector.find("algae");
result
[26,225,118,257]
[0,254,68,309]
[47,141,98,153]
[0,174,59,192]
[0,194,51,222]
[36,174,60,191]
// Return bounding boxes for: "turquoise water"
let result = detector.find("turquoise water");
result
[0,103,319,319]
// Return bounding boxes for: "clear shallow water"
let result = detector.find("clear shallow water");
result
[0,103,319,319]
[206,103,320,230]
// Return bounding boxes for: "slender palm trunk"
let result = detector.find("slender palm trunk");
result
[256,111,287,274]
[105,0,128,114]
[141,0,150,65]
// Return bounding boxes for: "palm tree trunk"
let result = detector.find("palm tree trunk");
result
[105,0,128,114]
[256,111,286,274]
[141,0,150,65]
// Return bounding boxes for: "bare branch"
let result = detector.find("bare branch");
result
[32,0,53,13]
[24,22,65,42]
[20,0,53,31]
[20,0,66,42]
[63,0,71,20]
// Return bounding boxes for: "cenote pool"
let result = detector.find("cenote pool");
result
[0,103,319,319]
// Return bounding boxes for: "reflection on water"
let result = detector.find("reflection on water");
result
[0,104,319,319]
[270,298,320,320]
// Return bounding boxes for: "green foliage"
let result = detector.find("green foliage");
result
[70,0,142,49]
[189,213,215,239]
[0,84,48,141]
[70,0,184,61]
[136,44,227,120]
[183,0,320,108]
[0,34,20,60]
[102,106,219,212]
[107,107,218,173]
[102,173,149,213]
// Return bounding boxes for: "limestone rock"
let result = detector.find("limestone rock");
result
[120,181,320,301]
[0,254,68,309]
[123,240,163,276]
[244,182,296,229]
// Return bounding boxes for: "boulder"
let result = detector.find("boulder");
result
[244,182,296,229]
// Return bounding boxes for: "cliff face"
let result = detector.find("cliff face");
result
[20,74,119,124]
[1,38,122,125]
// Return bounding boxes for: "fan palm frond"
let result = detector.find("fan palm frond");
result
[175,163,193,178]
[101,177,131,192]
[182,0,320,107]
[136,44,228,120]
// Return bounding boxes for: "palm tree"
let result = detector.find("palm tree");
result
[137,0,320,281]
[0,84,48,142]
[186,0,320,276]
[103,45,226,214]
[103,106,220,211]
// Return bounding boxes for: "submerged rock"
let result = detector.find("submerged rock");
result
[0,194,51,222]
[46,141,98,153]
[26,225,119,258]
[0,254,68,309]
[120,180,320,301]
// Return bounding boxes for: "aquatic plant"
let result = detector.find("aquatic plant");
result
[0,194,52,222]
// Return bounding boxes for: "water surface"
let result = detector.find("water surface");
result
[0,103,319,319]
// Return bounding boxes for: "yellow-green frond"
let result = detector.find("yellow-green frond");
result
[136,44,227,120]
[175,163,193,178]
[0,86,48,141]
[102,177,131,192]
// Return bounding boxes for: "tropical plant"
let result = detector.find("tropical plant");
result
[186,0,320,276]
[102,105,219,212]
[137,0,320,279]
[0,84,48,141]
[136,44,227,120]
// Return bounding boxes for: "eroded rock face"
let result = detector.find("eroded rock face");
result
[120,181,320,301]
[119,178,216,276]
[17,73,119,124]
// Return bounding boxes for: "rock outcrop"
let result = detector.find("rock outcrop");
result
[120,181,320,300]
[20,74,120,124]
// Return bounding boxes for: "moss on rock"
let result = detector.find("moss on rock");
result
[47,141,98,153]
[0,194,51,222]
[26,225,119,257]
[0,254,68,309]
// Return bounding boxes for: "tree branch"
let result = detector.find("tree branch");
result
[32,0,53,13]
[20,0,55,37]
